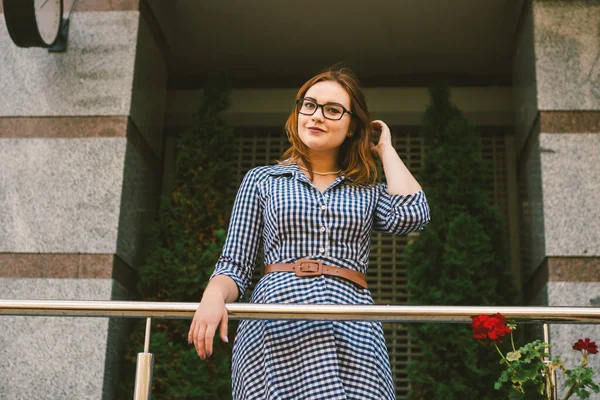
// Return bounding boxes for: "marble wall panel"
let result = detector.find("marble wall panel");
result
[0,278,132,400]
[513,3,538,154]
[0,138,126,254]
[540,133,600,257]
[0,12,140,117]
[129,7,168,158]
[534,1,600,112]
[116,123,160,269]
[547,282,600,400]
[518,131,546,279]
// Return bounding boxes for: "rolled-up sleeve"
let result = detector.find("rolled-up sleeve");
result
[210,168,264,297]
[373,184,430,235]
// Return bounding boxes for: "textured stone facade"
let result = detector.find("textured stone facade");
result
[0,1,165,398]
[514,1,600,398]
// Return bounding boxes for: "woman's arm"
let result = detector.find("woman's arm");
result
[188,275,239,359]
[371,120,422,195]
[188,167,265,359]
[370,120,430,235]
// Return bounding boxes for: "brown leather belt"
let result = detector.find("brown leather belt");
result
[265,259,367,289]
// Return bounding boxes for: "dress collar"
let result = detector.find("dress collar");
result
[265,162,299,177]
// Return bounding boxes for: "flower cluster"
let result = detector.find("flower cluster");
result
[471,313,600,400]
[573,338,598,355]
[472,313,512,342]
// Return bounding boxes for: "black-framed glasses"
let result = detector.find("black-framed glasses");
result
[296,98,353,121]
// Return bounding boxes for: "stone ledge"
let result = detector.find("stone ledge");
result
[0,116,128,138]
[525,256,600,304]
[0,253,138,294]
[540,111,600,134]
[74,0,140,12]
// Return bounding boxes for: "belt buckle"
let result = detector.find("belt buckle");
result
[295,259,323,277]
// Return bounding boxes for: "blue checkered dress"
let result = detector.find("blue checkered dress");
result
[211,162,430,400]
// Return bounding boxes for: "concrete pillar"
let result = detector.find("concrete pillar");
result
[514,0,600,397]
[0,1,168,398]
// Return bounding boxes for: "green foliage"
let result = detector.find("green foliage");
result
[406,83,515,399]
[492,333,600,399]
[495,340,550,396]
[564,364,600,399]
[117,78,237,399]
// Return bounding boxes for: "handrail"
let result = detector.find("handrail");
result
[3,300,598,400]
[1,300,600,323]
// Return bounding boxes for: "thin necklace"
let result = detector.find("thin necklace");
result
[297,165,342,176]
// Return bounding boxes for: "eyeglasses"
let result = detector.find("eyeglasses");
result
[296,98,353,121]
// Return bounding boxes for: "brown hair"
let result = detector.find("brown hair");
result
[280,68,379,185]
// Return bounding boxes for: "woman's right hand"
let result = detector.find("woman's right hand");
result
[188,290,229,359]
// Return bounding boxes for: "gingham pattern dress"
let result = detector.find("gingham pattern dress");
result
[210,162,430,400]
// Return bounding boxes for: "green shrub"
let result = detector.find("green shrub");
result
[118,79,237,399]
[406,84,516,399]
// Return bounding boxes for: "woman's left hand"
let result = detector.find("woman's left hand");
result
[370,120,393,159]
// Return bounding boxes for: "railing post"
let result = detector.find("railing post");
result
[133,318,154,400]
[543,323,558,400]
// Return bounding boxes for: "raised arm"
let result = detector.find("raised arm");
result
[371,120,422,195]
[371,121,430,235]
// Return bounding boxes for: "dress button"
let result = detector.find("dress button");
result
[319,247,325,253]
[320,205,327,210]
[320,227,326,232]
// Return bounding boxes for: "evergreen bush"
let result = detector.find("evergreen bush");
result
[406,84,515,399]
[118,79,237,399]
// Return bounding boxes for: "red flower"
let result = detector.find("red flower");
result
[472,313,512,342]
[572,338,598,355]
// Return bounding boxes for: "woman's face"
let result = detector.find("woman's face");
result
[297,81,352,156]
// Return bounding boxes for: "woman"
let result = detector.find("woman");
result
[188,68,430,399]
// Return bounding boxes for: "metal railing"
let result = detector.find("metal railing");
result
[2,300,600,399]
